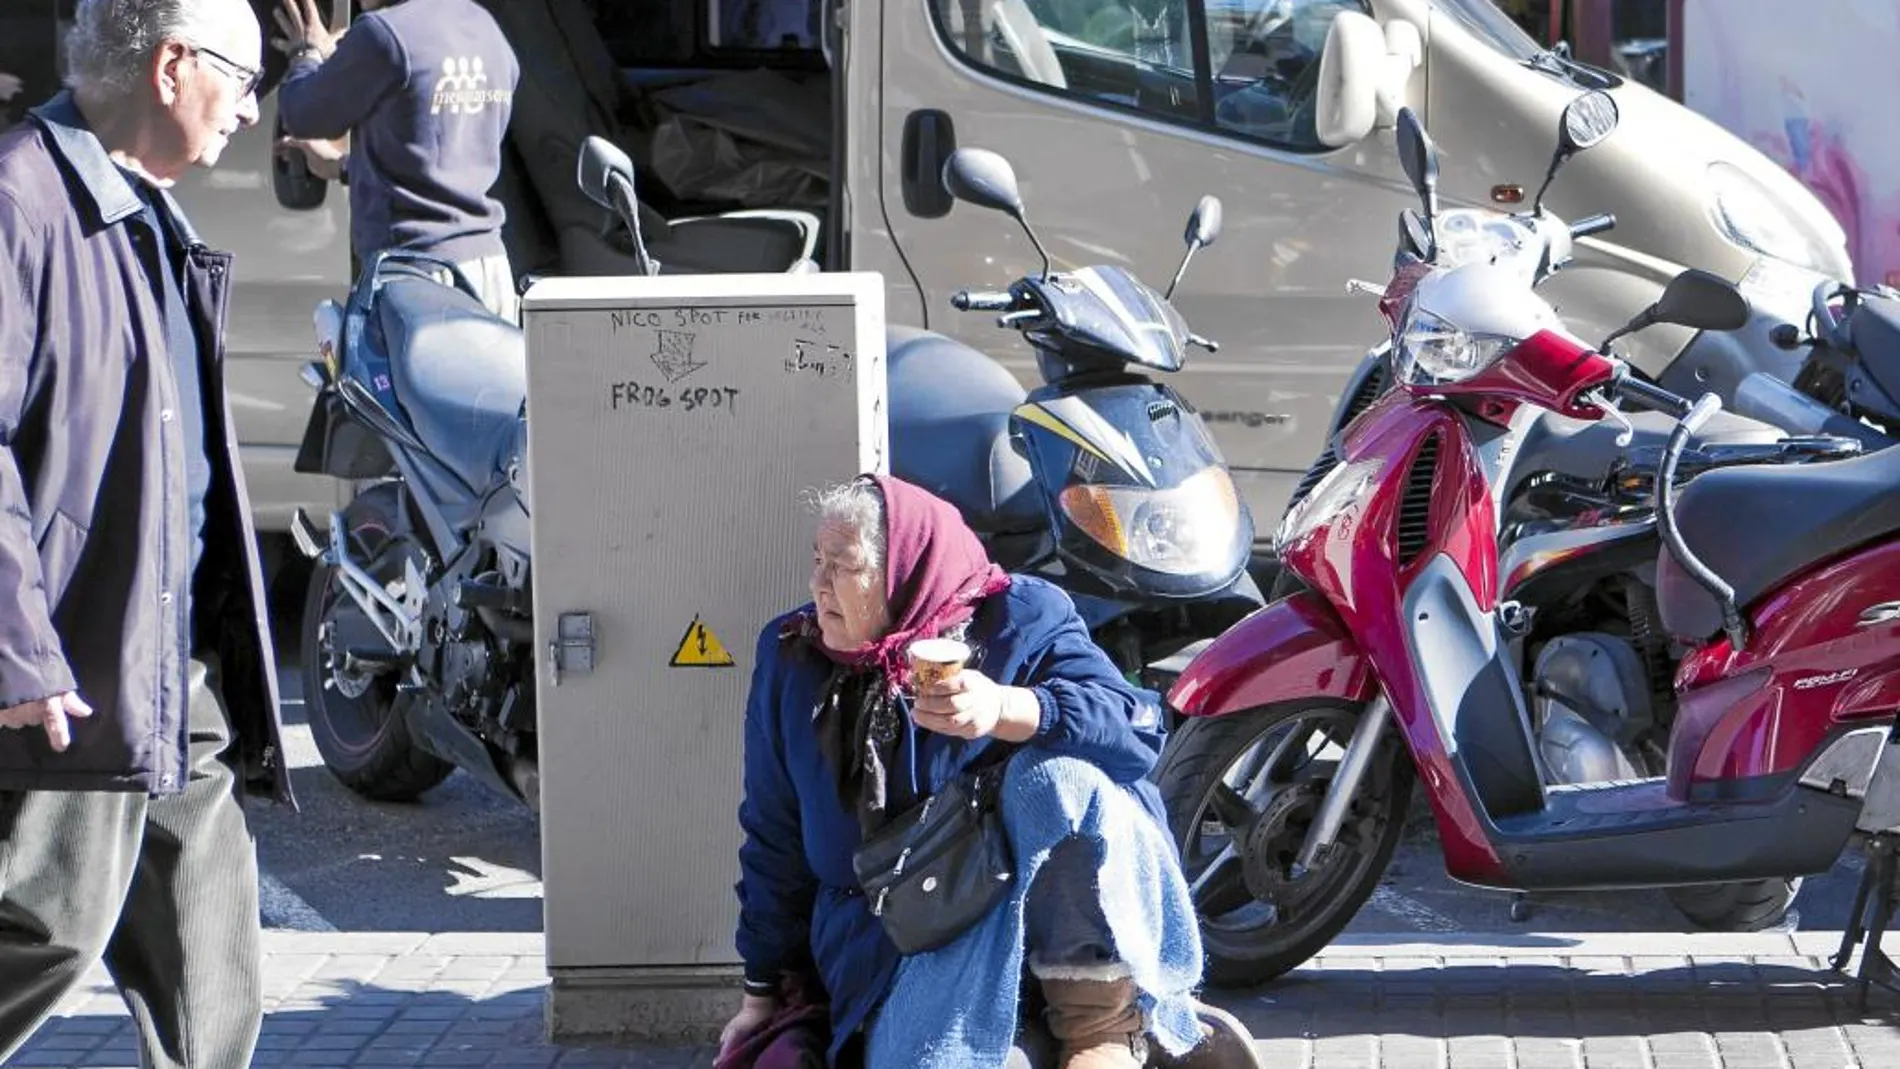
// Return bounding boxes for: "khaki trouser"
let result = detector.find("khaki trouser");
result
[427,250,519,324]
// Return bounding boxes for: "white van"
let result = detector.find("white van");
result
[31,0,1852,548]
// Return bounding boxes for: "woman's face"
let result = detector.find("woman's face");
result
[810,517,890,651]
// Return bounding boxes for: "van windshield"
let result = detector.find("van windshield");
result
[1429,0,1543,62]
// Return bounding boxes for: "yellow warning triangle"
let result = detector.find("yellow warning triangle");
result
[670,615,736,668]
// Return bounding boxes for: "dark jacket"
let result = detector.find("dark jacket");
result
[278,0,518,264]
[0,93,288,801]
[735,577,1167,1062]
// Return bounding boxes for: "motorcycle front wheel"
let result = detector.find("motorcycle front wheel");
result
[300,488,453,802]
[1156,701,1413,987]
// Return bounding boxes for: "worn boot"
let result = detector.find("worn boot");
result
[1039,976,1148,1069]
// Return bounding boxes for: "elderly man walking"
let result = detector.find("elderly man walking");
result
[0,0,289,1066]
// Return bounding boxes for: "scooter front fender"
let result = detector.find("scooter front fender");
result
[1166,590,1375,717]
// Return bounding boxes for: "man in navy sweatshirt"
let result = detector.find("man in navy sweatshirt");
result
[275,0,520,320]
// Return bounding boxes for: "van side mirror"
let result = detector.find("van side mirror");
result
[1314,12,1383,148]
[1315,13,1421,148]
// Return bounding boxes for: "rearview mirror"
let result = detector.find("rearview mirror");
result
[942,148,1026,218]
[1600,269,1750,352]
[577,135,636,212]
[1651,268,1750,331]
[944,147,1053,277]
[1533,90,1619,214]
[1394,108,1439,222]
[1186,196,1222,249]
[1559,89,1620,154]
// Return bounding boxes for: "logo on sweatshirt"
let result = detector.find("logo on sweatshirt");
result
[431,56,512,116]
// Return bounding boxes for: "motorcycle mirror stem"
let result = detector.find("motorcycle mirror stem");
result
[607,173,660,278]
[1166,195,1223,300]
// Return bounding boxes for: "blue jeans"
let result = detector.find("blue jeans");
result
[1023,834,1127,982]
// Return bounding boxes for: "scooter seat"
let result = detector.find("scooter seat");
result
[1657,440,1900,640]
[888,326,1043,535]
[374,274,528,491]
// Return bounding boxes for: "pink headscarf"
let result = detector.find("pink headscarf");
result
[811,474,1011,689]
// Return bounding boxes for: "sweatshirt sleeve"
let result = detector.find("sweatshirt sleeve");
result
[1011,590,1165,785]
[0,192,76,708]
[277,14,406,140]
[733,623,818,982]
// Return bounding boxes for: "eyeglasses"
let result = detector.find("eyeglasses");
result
[187,43,262,98]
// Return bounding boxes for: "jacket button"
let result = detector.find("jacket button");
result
[160,592,173,605]
[160,409,175,423]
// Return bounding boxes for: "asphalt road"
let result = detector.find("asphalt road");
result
[254,658,1868,937]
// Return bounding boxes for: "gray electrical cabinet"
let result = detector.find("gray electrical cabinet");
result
[521,272,888,1041]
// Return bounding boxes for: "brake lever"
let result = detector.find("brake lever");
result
[1591,390,1635,448]
[1345,279,1385,297]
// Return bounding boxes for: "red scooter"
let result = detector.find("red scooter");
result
[1158,108,1900,1006]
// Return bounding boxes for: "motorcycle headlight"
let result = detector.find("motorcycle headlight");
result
[1706,161,1847,276]
[1058,467,1243,576]
[1395,308,1516,387]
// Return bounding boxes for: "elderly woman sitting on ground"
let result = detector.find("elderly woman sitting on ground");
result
[717,474,1259,1069]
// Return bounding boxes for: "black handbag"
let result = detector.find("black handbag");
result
[851,752,1017,956]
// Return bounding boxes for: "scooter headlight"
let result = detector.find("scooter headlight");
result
[1395,308,1516,386]
[1058,467,1243,576]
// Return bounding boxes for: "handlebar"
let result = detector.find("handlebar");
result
[1568,212,1616,239]
[952,290,1016,312]
[1612,368,1692,418]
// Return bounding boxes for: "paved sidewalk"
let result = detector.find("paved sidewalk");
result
[6,931,1898,1068]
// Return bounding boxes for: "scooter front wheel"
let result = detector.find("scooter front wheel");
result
[1157,701,1413,987]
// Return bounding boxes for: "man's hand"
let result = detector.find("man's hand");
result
[717,994,778,1058]
[273,0,339,61]
[912,671,1040,742]
[0,73,23,102]
[0,692,94,753]
[276,135,347,181]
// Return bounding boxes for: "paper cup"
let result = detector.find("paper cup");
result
[907,638,971,690]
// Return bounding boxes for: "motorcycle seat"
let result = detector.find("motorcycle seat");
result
[888,326,1043,535]
[373,275,528,491]
[1657,440,1900,640]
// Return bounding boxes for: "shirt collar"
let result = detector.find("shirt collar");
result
[28,90,203,247]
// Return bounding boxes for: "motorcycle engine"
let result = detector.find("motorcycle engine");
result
[419,584,511,726]
[1531,632,1655,786]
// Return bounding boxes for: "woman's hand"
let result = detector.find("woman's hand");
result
[912,670,1041,742]
[718,993,779,1057]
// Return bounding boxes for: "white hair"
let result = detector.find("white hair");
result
[811,479,886,574]
[65,0,231,100]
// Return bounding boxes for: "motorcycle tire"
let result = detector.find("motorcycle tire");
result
[1157,702,1413,988]
[300,487,454,802]
[1664,877,1801,932]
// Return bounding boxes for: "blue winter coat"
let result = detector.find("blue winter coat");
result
[734,576,1169,1062]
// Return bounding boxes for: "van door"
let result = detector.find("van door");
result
[859,0,1422,530]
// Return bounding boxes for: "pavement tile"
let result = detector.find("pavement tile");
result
[8,932,1900,1068]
